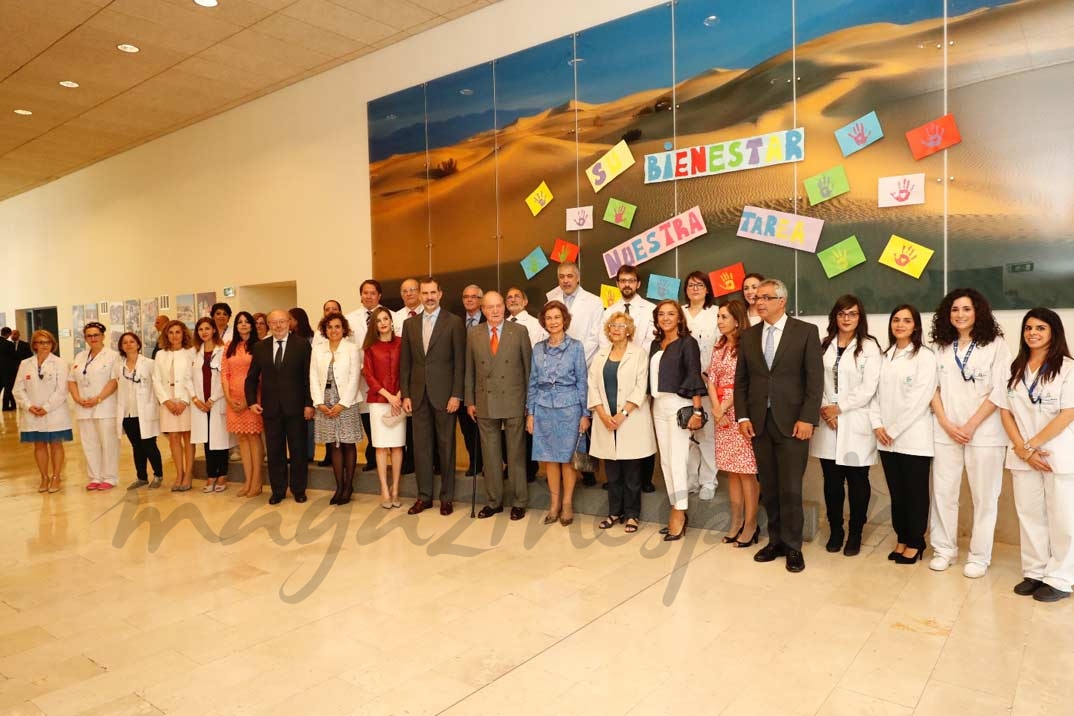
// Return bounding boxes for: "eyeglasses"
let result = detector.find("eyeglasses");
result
[608,323,629,330]
[617,278,638,285]
[755,295,782,302]
[837,310,860,319]
[84,333,103,339]
[686,282,706,289]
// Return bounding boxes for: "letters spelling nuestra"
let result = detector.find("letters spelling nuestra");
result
[602,207,707,277]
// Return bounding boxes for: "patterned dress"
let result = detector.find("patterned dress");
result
[526,336,589,463]
[313,363,363,446]
[221,341,263,434]
[708,343,757,474]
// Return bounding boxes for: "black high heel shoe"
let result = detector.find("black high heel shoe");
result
[722,525,744,544]
[735,527,760,548]
[664,515,688,542]
[893,549,922,565]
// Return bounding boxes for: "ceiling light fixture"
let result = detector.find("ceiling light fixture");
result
[59,80,80,88]
[14,109,33,115]
[117,43,140,53]
[458,88,474,96]
[193,0,219,7]
[704,15,720,27]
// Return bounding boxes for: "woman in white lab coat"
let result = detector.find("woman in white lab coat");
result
[870,305,937,564]
[995,308,1074,603]
[13,329,72,493]
[929,288,1010,578]
[810,295,881,557]
[67,322,121,490]
[114,332,163,489]
[682,271,719,500]
[190,317,234,492]
[311,312,363,504]
[154,320,196,491]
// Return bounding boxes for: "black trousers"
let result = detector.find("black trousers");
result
[360,412,376,467]
[1,372,14,410]
[121,417,163,480]
[265,413,309,498]
[204,446,230,478]
[402,416,415,474]
[752,410,809,551]
[458,407,483,474]
[820,458,871,536]
[880,451,932,550]
[606,458,643,520]
[412,394,457,502]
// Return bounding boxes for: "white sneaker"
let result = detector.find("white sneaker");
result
[699,484,715,501]
[963,561,988,579]
[929,556,953,572]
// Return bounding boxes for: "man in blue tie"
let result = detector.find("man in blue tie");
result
[734,279,823,573]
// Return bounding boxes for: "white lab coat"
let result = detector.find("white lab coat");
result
[392,306,420,336]
[13,354,72,433]
[310,340,362,408]
[68,348,120,420]
[869,344,937,457]
[545,286,603,366]
[113,355,161,439]
[599,297,655,351]
[934,339,1011,446]
[189,346,233,449]
[683,305,719,373]
[508,310,547,347]
[993,356,1074,474]
[810,339,881,466]
[153,348,197,405]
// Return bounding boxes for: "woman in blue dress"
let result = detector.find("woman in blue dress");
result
[527,300,590,526]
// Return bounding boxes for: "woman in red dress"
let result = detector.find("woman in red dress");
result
[222,311,264,497]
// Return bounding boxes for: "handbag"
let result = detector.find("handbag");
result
[676,405,708,430]
[571,432,596,473]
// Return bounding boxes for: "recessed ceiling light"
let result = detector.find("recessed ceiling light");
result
[14,109,33,115]
[59,80,80,88]
[193,0,218,7]
[117,43,140,53]
[458,88,473,96]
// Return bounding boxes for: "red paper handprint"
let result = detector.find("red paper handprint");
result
[893,244,917,267]
[848,122,871,146]
[613,203,627,224]
[890,178,915,203]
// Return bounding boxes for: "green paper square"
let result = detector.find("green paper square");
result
[804,165,850,206]
[817,235,867,278]
[603,198,638,229]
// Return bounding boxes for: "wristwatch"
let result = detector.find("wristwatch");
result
[1023,440,1036,453]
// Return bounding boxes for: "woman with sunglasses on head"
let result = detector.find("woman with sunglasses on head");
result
[13,330,71,493]
[871,305,936,564]
[994,308,1074,603]
[67,322,121,490]
[811,295,882,556]
[114,332,164,489]
[155,320,196,491]
[682,271,719,501]
[929,288,1010,578]
[222,311,264,497]
[191,317,234,493]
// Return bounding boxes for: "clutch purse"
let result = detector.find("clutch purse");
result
[676,405,708,430]
[380,411,406,428]
[571,432,596,473]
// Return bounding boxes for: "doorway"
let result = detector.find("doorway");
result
[18,306,60,355]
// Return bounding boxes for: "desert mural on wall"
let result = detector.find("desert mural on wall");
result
[369,0,1074,314]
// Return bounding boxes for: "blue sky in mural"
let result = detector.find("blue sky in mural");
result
[495,37,574,119]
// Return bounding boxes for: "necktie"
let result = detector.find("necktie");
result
[564,292,575,309]
[422,314,433,352]
[366,310,372,321]
[408,309,417,318]
[509,316,517,322]
[274,340,284,368]
[490,326,499,355]
[624,302,631,315]
[764,326,776,369]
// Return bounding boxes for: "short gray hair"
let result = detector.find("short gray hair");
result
[759,278,787,299]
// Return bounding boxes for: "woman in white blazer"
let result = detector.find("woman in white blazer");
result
[588,311,656,534]
[870,305,937,564]
[114,332,163,489]
[154,320,196,491]
[311,312,364,504]
[13,329,72,493]
[67,322,121,491]
[810,295,881,557]
[190,318,234,492]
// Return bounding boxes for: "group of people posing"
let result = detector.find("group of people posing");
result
[8,263,1073,603]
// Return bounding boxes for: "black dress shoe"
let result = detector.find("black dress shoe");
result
[754,543,787,562]
[268,495,283,505]
[408,499,430,515]
[1033,584,1071,602]
[1014,578,1044,596]
[641,482,656,493]
[510,507,526,521]
[786,549,806,573]
[440,501,454,516]
[294,494,308,504]
[477,505,503,519]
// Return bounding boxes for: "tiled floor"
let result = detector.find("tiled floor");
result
[0,410,1070,715]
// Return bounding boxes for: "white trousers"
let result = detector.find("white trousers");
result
[79,418,120,485]
[1012,470,1074,593]
[653,394,692,510]
[686,395,718,491]
[929,443,1005,565]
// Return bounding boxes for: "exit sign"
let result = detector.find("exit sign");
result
[1007,262,1034,274]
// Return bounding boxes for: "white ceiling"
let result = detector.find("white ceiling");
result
[0,0,499,201]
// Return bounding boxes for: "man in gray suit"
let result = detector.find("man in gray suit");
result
[401,278,466,516]
[734,278,823,573]
[465,291,532,521]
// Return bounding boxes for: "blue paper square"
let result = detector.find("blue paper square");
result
[645,274,681,302]
[835,110,884,157]
[520,247,549,280]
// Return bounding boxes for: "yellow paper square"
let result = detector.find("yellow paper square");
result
[524,181,553,216]
[600,284,622,308]
[878,234,935,279]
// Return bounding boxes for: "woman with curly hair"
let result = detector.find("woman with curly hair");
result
[928,288,1010,578]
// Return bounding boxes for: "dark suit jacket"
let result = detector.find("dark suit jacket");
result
[464,321,531,419]
[734,316,823,437]
[13,340,31,363]
[245,333,312,418]
[0,339,14,374]
[399,308,465,409]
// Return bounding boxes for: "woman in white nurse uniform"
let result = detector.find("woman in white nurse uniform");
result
[13,329,72,493]
[995,308,1074,603]
[928,288,1011,578]
[67,322,121,490]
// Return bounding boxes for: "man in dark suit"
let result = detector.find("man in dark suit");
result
[0,327,16,411]
[457,284,485,477]
[246,309,314,504]
[465,291,532,521]
[734,278,823,573]
[401,278,466,515]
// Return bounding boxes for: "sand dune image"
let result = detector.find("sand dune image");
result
[370,0,1073,309]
